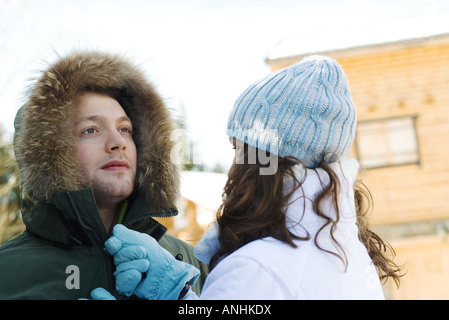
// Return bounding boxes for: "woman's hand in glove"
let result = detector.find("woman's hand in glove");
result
[105,224,200,300]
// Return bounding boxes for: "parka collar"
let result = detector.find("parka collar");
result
[21,187,174,248]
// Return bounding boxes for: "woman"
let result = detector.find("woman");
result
[100,55,402,300]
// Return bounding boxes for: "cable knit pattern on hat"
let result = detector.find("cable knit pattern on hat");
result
[227,55,357,168]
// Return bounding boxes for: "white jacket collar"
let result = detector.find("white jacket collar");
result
[285,157,359,236]
[195,157,360,264]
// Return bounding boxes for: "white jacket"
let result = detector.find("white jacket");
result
[188,158,384,300]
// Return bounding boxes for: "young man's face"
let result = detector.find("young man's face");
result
[73,92,137,208]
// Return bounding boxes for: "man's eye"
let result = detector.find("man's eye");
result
[83,128,97,134]
[120,127,132,134]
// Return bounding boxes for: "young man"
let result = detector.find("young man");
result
[0,51,205,299]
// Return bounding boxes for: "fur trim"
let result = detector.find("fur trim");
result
[14,51,180,209]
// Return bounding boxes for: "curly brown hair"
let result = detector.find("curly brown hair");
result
[210,143,402,287]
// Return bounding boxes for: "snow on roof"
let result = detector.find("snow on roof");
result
[181,170,228,211]
[266,12,449,63]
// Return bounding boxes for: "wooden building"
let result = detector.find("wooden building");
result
[266,31,449,299]
[159,170,227,246]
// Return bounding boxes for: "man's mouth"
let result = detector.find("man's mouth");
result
[101,160,130,171]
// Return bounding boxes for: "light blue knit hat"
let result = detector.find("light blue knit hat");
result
[227,55,357,168]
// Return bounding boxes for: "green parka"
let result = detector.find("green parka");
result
[0,51,206,299]
[0,189,205,299]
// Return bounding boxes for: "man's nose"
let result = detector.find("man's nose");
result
[106,130,127,152]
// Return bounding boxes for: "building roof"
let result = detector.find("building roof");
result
[266,12,449,65]
[181,170,228,211]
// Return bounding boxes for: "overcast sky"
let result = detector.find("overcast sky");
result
[1,0,448,170]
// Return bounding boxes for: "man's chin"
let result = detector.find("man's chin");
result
[92,180,135,203]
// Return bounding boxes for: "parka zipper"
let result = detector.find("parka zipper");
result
[122,207,178,227]
[64,192,117,297]
[122,214,154,228]
[122,213,171,242]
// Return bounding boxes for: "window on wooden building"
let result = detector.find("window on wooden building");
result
[355,115,420,169]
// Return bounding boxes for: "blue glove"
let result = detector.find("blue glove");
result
[90,288,117,300]
[107,243,150,295]
[194,222,221,265]
[79,288,116,300]
[105,224,200,300]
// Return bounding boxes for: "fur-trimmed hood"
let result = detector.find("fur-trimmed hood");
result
[13,51,180,210]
